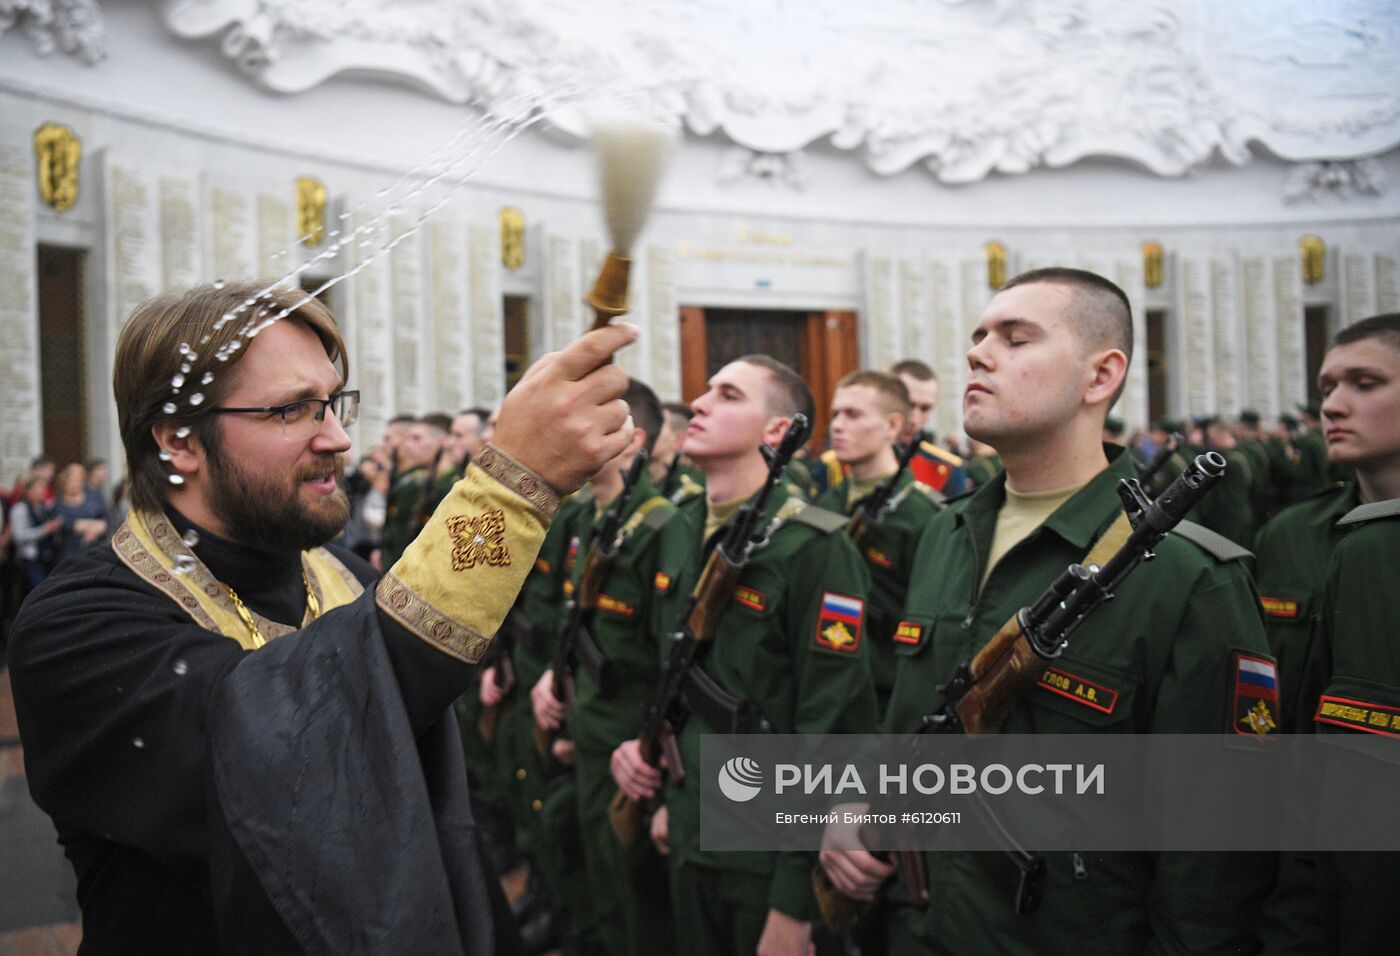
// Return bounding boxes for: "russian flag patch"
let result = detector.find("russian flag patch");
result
[1231,651,1280,736]
[815,592,864,654]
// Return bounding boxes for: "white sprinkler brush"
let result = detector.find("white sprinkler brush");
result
[586,119,676,330]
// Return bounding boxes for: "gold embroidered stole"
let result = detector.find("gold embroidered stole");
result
[112,509,364,650]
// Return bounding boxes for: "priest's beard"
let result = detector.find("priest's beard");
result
[204,443,350,552]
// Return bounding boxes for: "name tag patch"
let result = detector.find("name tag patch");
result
[734,585,768,613]
[864,547,894,570]
[1232,652,1280,736]
[894,621,923,645]
[596,594,635,617]
[1037,666,1119,715]
[1260,596,1299,619]
[814,592,864,654]
[1315,695,1400,736]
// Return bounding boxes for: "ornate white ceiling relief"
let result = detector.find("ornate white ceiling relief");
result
[716,148,808,192]
[1,0,106,63]
[158,0,1400,185]
[1283,160,1387,203]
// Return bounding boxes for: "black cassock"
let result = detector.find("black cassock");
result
[10,517,516,955]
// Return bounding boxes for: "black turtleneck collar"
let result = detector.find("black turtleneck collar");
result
[166,506,307,628]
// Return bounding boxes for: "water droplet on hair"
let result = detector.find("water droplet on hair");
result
[168,474,185,486]
[171,373,186,388]
[213,279,226,289]
[132,737,145,748]
[162,402,177,414]
[188,393,204,406]
[179,343,192,356]
[172,554,196,574]
[172,659,189,676]
[158,449,172,462]
[176,426,191,439]
[180,362,192,375]
[181,529,200,548]
[201,372,214,385]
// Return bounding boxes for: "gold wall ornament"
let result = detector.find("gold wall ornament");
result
[295,176,327,247]
[1142,241,1164,289]
[985,240,1007,290]
[500,206,525,270]
[34,122,81,213]
[1300,235,1326,285]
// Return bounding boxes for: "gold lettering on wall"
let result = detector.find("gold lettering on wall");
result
[34,123,81,212]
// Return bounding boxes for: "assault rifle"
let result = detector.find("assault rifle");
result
[1136,432,1182,492]
[814,451,1229,932]
[845,429,928,547]
[534,451,650,758]
[658,452,683,499]
[607,414,811,847]
[476,608,522,745]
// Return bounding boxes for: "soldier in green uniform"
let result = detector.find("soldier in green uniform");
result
[530,379,680,956]
[816,370,943,714]
[1258,313,1400,954]
[821,267,1276,954]
[1235,409,1276,524]
[380,415,447,568]
[612,355,878,956]
[964,437,1002,489]
[1291,404,1331,501]
[1192,416,1256,545]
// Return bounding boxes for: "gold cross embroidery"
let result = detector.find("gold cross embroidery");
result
[446,509,511,571]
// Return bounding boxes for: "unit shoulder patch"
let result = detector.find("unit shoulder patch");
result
[1172,520,1254,563]
[1315,695,1400,735]
[814,592,864,655]
[1231,651,1280,736]
[654,571,674,594]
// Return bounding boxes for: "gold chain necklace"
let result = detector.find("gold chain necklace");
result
[226,568,320,649]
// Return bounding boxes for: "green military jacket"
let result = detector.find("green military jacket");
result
[558,474,681,757]
[882,446,1276,955]
[1268,498,1400,954]
[1236,436,1273,524]
[381,465,428,568]
[816,470,942,714]
[1191,447,1255,546]
[1251,482,1356,730]
[515,489,596,691]
[1292,429,1330,501]
[965,453,1002,489]
[654,482,877,920]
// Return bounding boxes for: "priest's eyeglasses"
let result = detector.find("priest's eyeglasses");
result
[210,390,360,441]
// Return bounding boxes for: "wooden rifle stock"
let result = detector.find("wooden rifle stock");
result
[815,452,1230,932]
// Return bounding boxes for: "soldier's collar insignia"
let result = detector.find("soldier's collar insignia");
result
[1231,652,1279,736]
[445,508,511,571]
[814,592,864,655]
[1315,694,1400,736]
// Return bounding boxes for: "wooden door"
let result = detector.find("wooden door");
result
[678,307,859,451]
